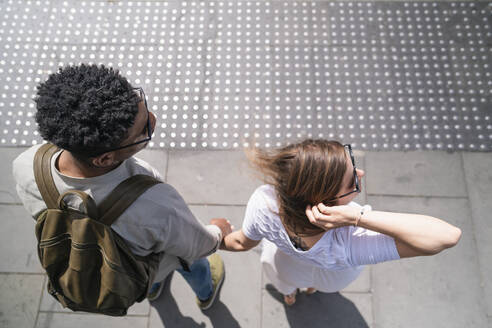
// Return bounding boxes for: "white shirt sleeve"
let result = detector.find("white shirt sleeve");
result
[335,203,400,266]
[241,189,265,241]
[341,227,401,266]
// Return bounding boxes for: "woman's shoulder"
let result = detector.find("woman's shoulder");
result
[249,184,279,213]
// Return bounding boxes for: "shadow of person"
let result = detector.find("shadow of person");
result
[200,270,241,328]
[150,273,205,328]
[265,284,369,328]
[149,272,241,328]
[201,300,241,328]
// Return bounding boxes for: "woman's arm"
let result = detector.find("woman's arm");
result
[221,229,261,252]
[307,204,462,258]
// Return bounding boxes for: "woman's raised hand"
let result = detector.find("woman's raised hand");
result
[305,203,359,230]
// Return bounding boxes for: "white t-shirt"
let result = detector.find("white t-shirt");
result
[242,185,400,271]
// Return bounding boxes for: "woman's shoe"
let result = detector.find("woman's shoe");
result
[283,289,297,306]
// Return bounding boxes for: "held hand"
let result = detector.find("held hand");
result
[305,203,359,230]
[210,218,234,237]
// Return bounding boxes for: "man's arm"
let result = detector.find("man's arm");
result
[145,183,232,261]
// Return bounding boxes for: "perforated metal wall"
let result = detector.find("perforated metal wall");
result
[1,1,491,151]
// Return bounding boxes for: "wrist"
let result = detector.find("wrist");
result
[353,207,366,227]
[208,224,223,242]
[219,238,227,250]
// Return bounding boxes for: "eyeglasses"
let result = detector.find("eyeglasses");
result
[327,144,360,202]
[96,87,152,155]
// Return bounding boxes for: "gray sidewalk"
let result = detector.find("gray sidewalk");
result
[1,146,490,328]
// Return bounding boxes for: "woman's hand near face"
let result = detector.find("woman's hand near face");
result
[306,203,359,230]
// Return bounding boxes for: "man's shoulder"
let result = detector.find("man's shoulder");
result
[249,184,278,212]
[133,181,185,215]
[126,155,164,182]
[13,144,43,165]
[12,144,43,181]
[136,180,179,200]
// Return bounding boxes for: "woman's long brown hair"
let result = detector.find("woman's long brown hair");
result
[246,139,348,237]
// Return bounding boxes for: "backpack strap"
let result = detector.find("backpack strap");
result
[58,190,99,219]
[98,175,192,272]
[97,174,161,226]
[34,143,61,209]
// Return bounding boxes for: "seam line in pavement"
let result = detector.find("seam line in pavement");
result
[460,152,488,315]
[0,272,45,276]
[369,266,375,327]
[146,306,152,328]
[371,274,376,328]
[34,275,46,328]
[164,149,170,183]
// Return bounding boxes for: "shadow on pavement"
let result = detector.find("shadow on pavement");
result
[150,272,240,328]
[265,284,369,328]
[201,299,241,328]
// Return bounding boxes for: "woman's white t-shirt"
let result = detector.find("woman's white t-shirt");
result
[242,185,400,272]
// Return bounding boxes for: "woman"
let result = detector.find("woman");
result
[222,139,461,305]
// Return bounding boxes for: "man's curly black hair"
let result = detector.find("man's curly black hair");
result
[35,64,140,159]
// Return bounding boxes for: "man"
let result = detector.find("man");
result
[12,64,232,310]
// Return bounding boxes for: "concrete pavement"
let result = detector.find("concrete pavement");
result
[1,146,490,327]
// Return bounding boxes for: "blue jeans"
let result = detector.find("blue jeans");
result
[176,257,213,301]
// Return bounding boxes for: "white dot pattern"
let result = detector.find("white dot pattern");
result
[0,1,491,151]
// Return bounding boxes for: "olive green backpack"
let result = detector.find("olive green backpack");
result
[33,143,161,316]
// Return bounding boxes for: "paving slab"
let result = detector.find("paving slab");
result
[149,249,261,328]
[342,267,371,293]
[149,248,261,328]
[166,150,263,205]
[1,147,29,204]
[148,273,205,328]
[462,152,492,317]
[339,292,373,327]
[0,205,43,273]
[149,204,261,328]
[365,151,467,197]
[35,313,148,328]
[0,273,45,328]
[262,285,372,328]
[150,205,261,327]
[369,195,487,328]
[354,150,367,205]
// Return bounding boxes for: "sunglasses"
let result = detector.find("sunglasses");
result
[326,144,360,202]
